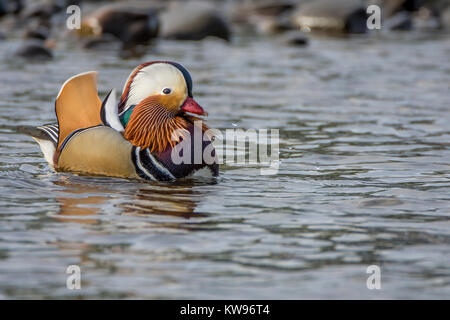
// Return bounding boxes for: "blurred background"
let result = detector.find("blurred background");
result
[0,0,449,299]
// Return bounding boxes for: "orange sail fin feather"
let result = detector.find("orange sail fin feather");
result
[55,71,102,151]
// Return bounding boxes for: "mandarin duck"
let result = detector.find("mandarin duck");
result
[26,61,219,181]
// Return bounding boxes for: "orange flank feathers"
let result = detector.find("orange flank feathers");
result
[55,71,102,152]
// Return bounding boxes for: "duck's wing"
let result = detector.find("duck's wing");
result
[55,71,102,152]
[57,126,139,179]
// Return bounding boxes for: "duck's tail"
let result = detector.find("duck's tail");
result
[16,124,59,168]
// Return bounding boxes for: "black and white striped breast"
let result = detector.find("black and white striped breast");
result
[131,146,176,181]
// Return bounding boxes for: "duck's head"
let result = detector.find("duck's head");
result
[118,61,207,153]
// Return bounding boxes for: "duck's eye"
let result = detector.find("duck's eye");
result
[162,88,172,95]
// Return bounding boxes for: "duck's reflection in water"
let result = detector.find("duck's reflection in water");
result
[48,178,216,288]
[52,177,211,224]
[52,179,109,224]
[57,195,108,224]
[120,185,208,218]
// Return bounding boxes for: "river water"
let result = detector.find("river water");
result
[0,31,449,299]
